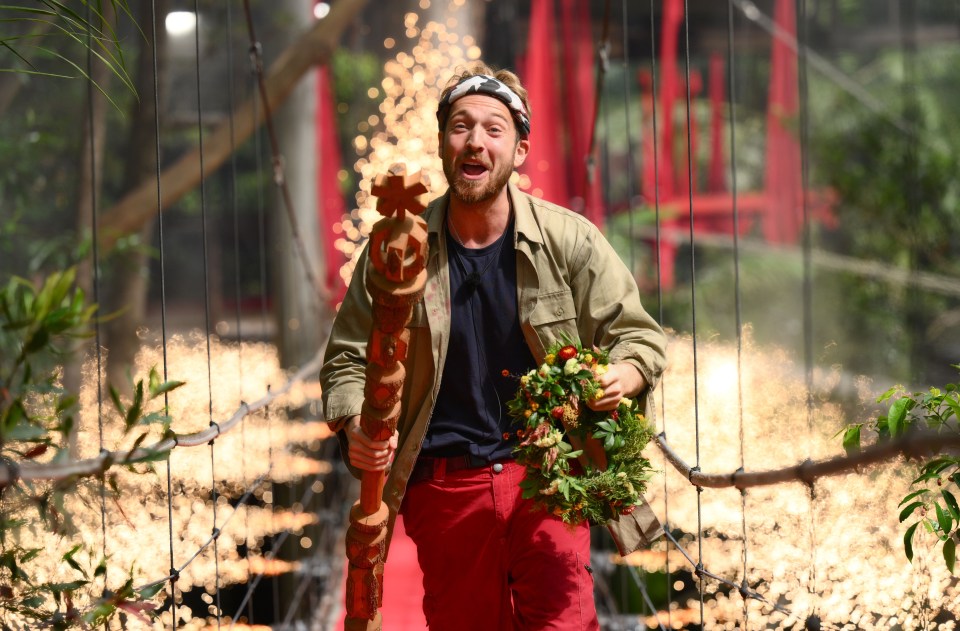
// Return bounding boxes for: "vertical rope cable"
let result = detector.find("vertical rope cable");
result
[599,37,632,618]
[680,0,705,624]
[189,2,223,626]
[899,0,921,380]
[725,1,750,627]
[242,0,326,317]
[796,0,819,623]
[223,1,242,622]
[84,0,109,607]
[599,4,613,230]
[616,3,652,621]
[647,2,672,626]
[227,0,244,378]
[148,0,177,625]
[249,51,281,619]
[620,0,638,276]
[584,0,610,210]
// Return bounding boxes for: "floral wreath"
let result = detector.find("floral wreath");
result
[505,339,655,525]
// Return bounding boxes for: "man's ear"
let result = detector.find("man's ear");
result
[513,137,530,168]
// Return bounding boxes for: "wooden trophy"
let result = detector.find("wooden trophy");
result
[343,164,429,631]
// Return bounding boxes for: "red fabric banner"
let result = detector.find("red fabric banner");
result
[520,0,570,206]
[316,63,348,303]
[658,0,684,200]
[763,0,802,244]
[708,52,727,193]
[559,0,604,227]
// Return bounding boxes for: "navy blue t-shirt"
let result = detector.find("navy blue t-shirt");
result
[420,217,537,461]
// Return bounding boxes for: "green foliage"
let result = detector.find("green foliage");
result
[507,338,655,525]
[330,47,383,194]
[0,267,95,449]
[840,366,960,573]
[0,268,182,627]
[0,1,137,110]
[809,46,960,382]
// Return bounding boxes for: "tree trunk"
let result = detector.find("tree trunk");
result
[95,0,369,250]
[274,34,322,369]
[103,0,168,389]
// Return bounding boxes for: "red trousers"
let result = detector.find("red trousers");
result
[401,460,600,630]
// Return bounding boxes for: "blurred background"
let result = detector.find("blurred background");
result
[1,0,958,629]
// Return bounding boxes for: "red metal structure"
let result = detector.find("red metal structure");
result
[522,0,836,288]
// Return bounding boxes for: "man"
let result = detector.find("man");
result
[321,62,666,629]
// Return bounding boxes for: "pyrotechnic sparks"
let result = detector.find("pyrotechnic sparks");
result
[334,12,492,289]
[2,334,334,629]
[642,332,959,629]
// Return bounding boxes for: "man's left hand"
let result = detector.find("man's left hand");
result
[587,363,647,411]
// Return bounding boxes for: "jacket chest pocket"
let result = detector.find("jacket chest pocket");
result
[529,289,579,348]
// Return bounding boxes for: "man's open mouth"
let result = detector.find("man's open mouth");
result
[461,163,488,177]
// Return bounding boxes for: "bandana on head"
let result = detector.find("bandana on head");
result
[436,74,531,138]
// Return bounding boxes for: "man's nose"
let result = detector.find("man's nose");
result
[465,127,483,149]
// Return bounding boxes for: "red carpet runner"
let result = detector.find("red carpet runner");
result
[335,514,427,629]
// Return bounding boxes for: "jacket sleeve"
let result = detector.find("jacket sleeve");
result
[570,223,668,554]
[569,225,667,391]
[319,247,373,471]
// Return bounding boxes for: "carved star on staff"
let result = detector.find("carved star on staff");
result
[370,164,429,219]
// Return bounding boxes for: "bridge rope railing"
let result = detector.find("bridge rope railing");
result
[0,349,324,485]
[653,429,960,490]
[594,1,956,628]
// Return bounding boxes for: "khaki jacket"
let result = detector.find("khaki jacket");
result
[320,183,667,554]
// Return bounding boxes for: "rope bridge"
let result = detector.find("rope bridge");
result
[6,0,957,629]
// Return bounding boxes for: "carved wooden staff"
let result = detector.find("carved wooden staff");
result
[344,164,429,631]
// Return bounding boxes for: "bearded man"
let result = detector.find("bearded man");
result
[321,62,666,630]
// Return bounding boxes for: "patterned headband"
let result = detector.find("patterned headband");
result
[436,74,531,138]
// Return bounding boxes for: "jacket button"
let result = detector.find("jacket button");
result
[492,463,504,473]
[555,308,563,316]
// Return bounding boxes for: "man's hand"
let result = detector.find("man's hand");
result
[345,415,399,472]
[587,363,648,412]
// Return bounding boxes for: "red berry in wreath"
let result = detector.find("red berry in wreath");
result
[551,406,564,420]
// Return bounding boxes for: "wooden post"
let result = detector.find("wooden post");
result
[344,164,428,630]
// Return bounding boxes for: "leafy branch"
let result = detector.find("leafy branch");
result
[840,366,960,573]
[0,0,138,111]
[0,268,183,628]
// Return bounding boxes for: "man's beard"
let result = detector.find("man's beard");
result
[443,153,514,205]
